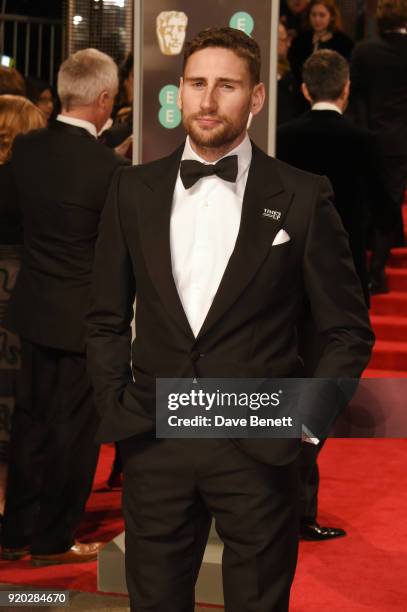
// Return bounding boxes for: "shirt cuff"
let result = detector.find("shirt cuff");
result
[302,425,320,445]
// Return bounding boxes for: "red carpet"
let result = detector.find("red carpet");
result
[0,444,123,592]
[0,441,406,610]
[291,439,407,611]
[1,206,406,607]
[291,205,407,611]
[365,200,407,375]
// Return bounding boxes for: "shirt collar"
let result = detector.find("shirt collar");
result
[56,114,98,138]
[312,102,342,115]
[182,133,252,182]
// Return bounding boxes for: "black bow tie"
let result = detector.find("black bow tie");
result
[180,155,239,189]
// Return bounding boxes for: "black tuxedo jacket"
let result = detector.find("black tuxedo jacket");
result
[5,121,127,352]
[87,142,374,465]
[277,110,395,304]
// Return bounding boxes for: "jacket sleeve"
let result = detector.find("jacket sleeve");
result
[303,175,374,378]
[86,168,154,440]
[298,176,375,438]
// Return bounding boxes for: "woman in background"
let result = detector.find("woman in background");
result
[102,52,134,161]
[26,77,55,123]
[289,0,354,86]
[0,95,46,521]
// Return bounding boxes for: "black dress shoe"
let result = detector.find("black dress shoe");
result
[300,521,346,541]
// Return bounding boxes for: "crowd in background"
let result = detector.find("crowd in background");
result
[277,0,407,293]
[0,0,405,563]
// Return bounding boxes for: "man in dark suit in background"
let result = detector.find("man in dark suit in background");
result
[278,50,395,306]
[1,48,127,565]
[349,0,407,293]
[277,49,393,540]
[87,28,373,611]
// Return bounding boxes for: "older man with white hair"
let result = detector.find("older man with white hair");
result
[1,48,128,565]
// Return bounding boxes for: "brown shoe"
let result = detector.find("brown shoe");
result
[31,541,103,567]
[1,545,31,561]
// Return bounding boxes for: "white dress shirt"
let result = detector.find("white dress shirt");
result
[170,134,252,337]
[312,101,342,115]
[170,134,318,444]
[56,114,98,138]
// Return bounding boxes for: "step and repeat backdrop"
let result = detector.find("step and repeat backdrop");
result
[133,0,280,163]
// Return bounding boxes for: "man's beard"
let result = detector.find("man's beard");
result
[183,112,249,149]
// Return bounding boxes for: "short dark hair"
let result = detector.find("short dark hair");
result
[183,27,261,85]
[302,50,349,102]
[376,0,407,33]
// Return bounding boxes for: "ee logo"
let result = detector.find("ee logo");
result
[229,11,254,36]
[158,84,181,129]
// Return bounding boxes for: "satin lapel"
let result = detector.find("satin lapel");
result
[136,145,195,341]
[197,145,294,341]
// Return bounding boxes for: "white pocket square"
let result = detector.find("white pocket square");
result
[272,229,291,246]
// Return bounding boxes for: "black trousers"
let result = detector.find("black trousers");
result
[120,435,300,612]
[299,439,327,523]
[2,340,99,554]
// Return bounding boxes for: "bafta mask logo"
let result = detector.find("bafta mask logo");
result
[156,11,188,56]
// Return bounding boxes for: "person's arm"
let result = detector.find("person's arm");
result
[87,167,135,399]
[300,176,374,436]
[304,176,374,375]
[86,168,153,440]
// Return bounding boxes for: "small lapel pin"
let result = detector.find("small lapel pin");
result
[262,208,281,221]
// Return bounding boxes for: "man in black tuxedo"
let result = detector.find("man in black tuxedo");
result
[349,0,407,292]
[278,50,395,306]
[87,28,373,611]
[277,49,393,541]
[1,48,127,565]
